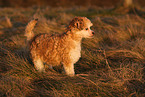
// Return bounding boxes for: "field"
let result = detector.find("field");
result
[0,6,145,97]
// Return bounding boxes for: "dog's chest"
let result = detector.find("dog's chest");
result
[69,41,81,63]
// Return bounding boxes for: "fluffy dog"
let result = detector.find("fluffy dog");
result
[25,17,95,76]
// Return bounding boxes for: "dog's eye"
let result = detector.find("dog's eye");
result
[85,28,88,30]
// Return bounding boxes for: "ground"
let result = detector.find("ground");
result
[0,6,145,97]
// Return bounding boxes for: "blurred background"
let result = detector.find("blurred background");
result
[0,0,144,7]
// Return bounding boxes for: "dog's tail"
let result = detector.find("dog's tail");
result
[25,19,38,41]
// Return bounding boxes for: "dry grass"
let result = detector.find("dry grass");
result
[0,6,145,97]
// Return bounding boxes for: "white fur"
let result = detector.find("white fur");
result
[63,63,75,76]
[34,58,45,72]
[70,40,81,64]
[76,25,94,38]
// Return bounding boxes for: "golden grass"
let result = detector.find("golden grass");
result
[0,6,145,97]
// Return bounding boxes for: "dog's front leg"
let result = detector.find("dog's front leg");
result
[63,63,75,76]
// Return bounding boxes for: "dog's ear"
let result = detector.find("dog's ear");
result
[75,22,80,29]
[67,17,84,31]
[74,20,83,30]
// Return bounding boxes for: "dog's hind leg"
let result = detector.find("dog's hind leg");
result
[33,58,45,72]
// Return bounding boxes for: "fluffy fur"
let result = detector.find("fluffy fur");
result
[25,17,94,76]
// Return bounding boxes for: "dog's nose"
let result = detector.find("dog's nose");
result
[92,31,95,35]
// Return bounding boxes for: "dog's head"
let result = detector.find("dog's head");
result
[66,17,95,38]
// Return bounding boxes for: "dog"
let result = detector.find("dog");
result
[25,17,95,76]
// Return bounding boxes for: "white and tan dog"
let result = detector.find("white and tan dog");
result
[25,17,95,76]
